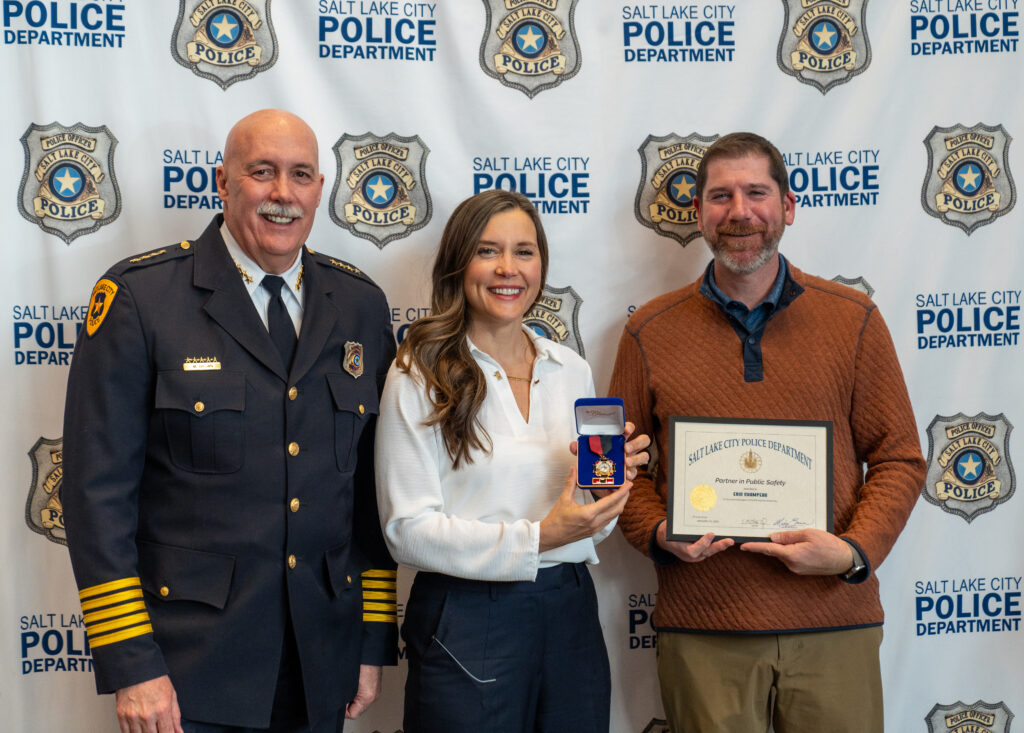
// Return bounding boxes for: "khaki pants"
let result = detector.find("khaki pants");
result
[656,627,883,733]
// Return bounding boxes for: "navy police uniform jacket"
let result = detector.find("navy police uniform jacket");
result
[63,216,398,727]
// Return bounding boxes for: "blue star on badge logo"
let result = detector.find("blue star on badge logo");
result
[668,172,696,206]
[363,174,396,208]
[515,22,547,57]
[954,450,985,483]
[811,20,839,53]
[50,165,83,201]
[207,11,241,47]
[955,163,984,195]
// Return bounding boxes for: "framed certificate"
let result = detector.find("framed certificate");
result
[666,417,833,543]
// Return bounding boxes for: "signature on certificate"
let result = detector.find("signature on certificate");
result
[741,516,810,529]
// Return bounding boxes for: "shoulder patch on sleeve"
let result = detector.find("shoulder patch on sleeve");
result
[86,278,119,336]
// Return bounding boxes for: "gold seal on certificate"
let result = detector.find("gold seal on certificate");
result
[667,417,833,543]
[689,484,717,512]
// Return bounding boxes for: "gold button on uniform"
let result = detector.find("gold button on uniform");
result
[288,386,298,400]
[288,442,299,456]
[180,241,191,250]
[358,404,365,415]
[194,401,205,413]
[160,586,169,597]
[346,575,352,584]
[287,555,297,569]
[289,498,300,513]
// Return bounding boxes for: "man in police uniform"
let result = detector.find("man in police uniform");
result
[63,110,398,732]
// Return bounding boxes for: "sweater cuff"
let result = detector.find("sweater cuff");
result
[838,537,871,584]
[649,520,679,566]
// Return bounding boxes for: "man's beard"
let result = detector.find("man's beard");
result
[704,222,784,275]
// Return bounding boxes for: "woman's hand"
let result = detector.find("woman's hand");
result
[539,469,631,552]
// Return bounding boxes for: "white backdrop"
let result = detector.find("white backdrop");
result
[2,2,1021,731]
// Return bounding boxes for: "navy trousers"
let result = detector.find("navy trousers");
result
[401,563,611,733]
[182,614,344,733]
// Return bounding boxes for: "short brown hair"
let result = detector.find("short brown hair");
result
[695,132,789,200]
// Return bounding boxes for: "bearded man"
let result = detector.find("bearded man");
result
[609,132,925,733]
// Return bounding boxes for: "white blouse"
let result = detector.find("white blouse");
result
[375,327,616,581]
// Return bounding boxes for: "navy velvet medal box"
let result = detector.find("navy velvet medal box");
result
[575,397,626,489]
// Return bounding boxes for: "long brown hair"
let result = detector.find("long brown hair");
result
[397,190,549,468]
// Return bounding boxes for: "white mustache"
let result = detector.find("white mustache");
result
[257,202,303,219]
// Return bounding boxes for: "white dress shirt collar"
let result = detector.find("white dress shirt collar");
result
[220,221,305,332]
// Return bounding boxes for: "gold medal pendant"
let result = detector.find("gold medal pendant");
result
[589,435,616,485]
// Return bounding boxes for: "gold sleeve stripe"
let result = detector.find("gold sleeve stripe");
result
[83,601,148,625]
[362,579,397,590]
[362,590,397,601]
[86,612,152,637]
[361,569,397,579]
[89,623,154,649]
[363,612,397,623]
[363,601,396,612]
[80,588,144,612]
[79,577,142,600]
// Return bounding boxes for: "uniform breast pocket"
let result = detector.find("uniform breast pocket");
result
[326,373,379,473]
[155,370,245,474]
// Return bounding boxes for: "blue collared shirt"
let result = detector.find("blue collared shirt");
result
[699,254,804,382]
[705,254,789,335]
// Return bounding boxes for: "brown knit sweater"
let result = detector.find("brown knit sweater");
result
[609,264,926,633]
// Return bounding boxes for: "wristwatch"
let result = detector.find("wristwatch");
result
[841,544,867,580]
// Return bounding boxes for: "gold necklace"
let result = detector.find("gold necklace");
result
[493,370,539,385]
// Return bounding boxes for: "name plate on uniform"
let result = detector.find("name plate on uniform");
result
[666,417,833,543]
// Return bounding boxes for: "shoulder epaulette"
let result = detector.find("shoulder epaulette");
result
[306,248,381,289]
[109,240,196,276]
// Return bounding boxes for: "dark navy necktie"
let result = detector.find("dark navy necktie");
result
[261,275,297,369]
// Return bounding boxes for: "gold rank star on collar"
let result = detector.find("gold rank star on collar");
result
[234,261,303,292]
[234,260,253,284]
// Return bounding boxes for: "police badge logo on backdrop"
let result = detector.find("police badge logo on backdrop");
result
[18,123,121,244]
[523,284,585,356]
[924,413,1015,523]
[329,133,432,248]
[25,437,65,546]
[635,133,718,245]
[778,0,871,93]
[172,0,278,89]
[922,123,1015,235]
[925,700,1014,733]
[480,0,581,98]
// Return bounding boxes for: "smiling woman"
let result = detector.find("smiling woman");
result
[374,190,648,733]
[462,208,542,346]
